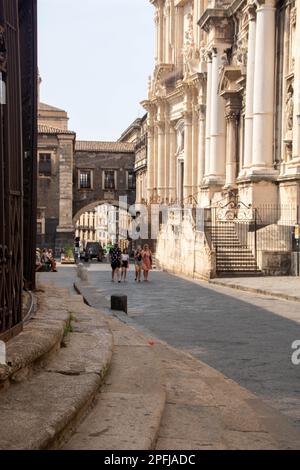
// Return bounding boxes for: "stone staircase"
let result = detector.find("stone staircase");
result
[211,222,261,275]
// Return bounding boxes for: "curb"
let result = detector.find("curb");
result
[209,279,300,303]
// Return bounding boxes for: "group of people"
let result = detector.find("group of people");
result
[109,244,153,283]
[36,248,57,272]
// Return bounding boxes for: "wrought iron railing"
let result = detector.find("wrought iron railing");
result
[0,0,37,341]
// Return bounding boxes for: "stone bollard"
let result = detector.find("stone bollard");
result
[111,295,128,314]
[77,263,89,282]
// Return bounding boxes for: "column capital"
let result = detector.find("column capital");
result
[197,104,206,119]
[155,120,165,131]
[147,124,155,136]
[245,3,257,21]
[225,109,240,123]
[183,110,193,125]
[255,0,277,9]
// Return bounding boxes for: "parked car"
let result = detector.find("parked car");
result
[83,242,103,262]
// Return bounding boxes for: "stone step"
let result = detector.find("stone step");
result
[217,261,258,266]
[217,268,260,272]
[217,252,254,256]
[0,287,113,450]
[217,260,257,265]
[63,316,166,450]
[216,251,255,256]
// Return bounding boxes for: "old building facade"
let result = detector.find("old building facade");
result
[37,95,136,252]
[144,0,300,277]
[37,102,76,250]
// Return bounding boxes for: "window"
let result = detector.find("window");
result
[127,171,136,190]
[39,153,51,176]
[104,170,116,190]
[80,170,92,189]
[37,222,42,235]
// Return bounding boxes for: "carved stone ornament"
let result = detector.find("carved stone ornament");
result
[291,7,297,28]
[182,11,200,77]
[236,39,248,70]
[286,86,294,132]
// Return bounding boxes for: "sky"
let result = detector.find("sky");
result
[38,0,154,141]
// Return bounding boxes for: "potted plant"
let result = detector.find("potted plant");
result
[61,245,75,264]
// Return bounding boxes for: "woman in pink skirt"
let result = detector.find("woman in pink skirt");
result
[141,244,152,282]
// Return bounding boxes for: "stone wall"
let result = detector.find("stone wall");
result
[258,251,292,277]
[73,150,136,219]
[37,135,60,249]
[156,222,216,280]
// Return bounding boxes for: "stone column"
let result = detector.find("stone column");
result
[157,120,165,200]
[251,0,277,173]
[169,123,177,202]
[192,103,199,194]
[225,102,240,187]
[208,48,226,183]
[175,5,183,66]
[158,1,164,64]
[183,110,193,200]
[204,52,212,179]
[154,9,159,65]
[164,117,170,202]
[243,4,257,173]
[197,104,206,187]
[153,124,158,195]
[147,124,155,202]
[164,1,171,63]
[56,136,75,250]
[293,0,300,161]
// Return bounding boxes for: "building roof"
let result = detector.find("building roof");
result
[75,141,135,153]
[38,123,75,135]
[118,114,147,143]
[38,102,66,113]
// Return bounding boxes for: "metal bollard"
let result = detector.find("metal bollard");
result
[111,295,128,314]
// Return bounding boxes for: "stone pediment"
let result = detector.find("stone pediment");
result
[154,64,174,84]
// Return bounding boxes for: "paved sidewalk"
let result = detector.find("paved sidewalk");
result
[210,276,300,303]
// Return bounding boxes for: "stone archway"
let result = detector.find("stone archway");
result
[73,199,132,250]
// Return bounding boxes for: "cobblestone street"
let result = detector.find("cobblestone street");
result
[41,263,300,430]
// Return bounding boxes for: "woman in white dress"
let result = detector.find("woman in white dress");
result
[121,249,130,283]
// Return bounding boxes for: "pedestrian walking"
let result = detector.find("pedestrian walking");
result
[109,243,122,283]
[141,244,152,282]
[134,246,143,283]
[121,249,130,283]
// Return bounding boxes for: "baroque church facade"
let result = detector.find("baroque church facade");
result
[143,0,300,278]
[143,0,300,209]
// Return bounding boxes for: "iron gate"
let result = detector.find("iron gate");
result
[210,197,259,273]
[206,195,299,274]
[0,0,23,338]
[0,0,37,340]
